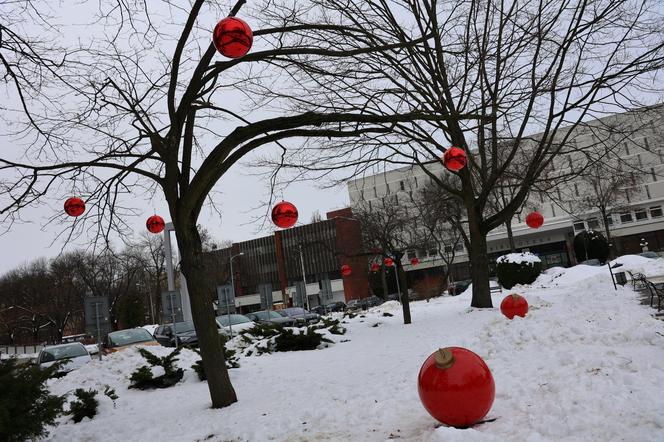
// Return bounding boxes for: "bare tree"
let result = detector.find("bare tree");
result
[0,0,456,407]
[265,0,664,308]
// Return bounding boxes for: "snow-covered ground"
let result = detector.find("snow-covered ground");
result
[45,257,664,441]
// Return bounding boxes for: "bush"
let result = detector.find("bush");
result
[274,328,333,352]
[573,230,610,263]
[496,252,543,289]
[191,336,239,381]
[310,317,346,335]
[129,348,184,390]
[68,388,99,423]
[0,358,65,441]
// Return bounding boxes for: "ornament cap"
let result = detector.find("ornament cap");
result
[434,347,455,369]
[511,293,521,301]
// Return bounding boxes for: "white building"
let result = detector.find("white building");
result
[347,106,664,280]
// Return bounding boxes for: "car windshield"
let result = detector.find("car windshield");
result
[216,314,252,326]
[40,344,87,362]
[173,321,196,333]
[283,308,306,316]
[107,328,154,347]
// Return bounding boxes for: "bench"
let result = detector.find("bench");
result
[646,281,663,313]
[627,271,648,291]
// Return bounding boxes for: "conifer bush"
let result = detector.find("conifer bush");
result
[68,388,99,423]
[129,348,184,390]
[0,358,65,441]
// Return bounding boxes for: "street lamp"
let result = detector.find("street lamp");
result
[298,245,310,311]
[228,252,244,338]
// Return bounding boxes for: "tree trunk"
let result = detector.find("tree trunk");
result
[468,211,493,308]
[178,232,237,409]
[394,252,411,324]
[505,220,516,252]
[380,265,388,299]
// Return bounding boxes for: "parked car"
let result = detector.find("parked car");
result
[153,321,199,347]
[579,259,602,266]
[310,305,326,315]
[277,307,321,324]
[246,310,296,327]
[37,343,91,374]
[346,298,366,311]
[365,295,383,308]
[638,251,659,259]
[325,301,347,312]
[103,328,159,354]
[215,314,256,336]
[448,280,471,296]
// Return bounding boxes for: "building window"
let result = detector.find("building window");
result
[646,184,651,199]
[644,137,650,150]
[385,183,390,194]
[587,218,599,229]
[651,167,657,182]
[414,176,418,188]
[574,183,579,197]
[625,189,630,203]
[573,221,585,231]
[605,215,613,226]
[620,212,633,223]
[444,245,452,253]
[568,156,573,168]
[539,192,544,203]
[373,187,377,198]
[624,142,630,155]
[407,250,416,260]
[400,181,405,191]
[637,154,643,167]
[455,243,464,252]
[635,209,648,221]
[551,203,556,217]
[650,206,663,218]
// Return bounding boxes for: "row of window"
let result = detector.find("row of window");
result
[406,243,465,260]
[573,205,663,231]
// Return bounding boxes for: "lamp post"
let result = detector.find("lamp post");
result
[298,245,310,311]
[228,252,244,338]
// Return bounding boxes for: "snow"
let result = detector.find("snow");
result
[496,252,542,265]
[44,263,664,442]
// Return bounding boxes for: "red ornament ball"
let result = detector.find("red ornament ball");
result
[418,347,495,428]
[146,215,165,234]
[442,147,467,172]
[370,263,380,272]
[271,200,298,228]
[525,211,544,229]
[341,264,352,276]
[213,17,253,58]
[410,257,420,266]
[384,257,394,267]
[64,197,85,217]
[500,293,529,319]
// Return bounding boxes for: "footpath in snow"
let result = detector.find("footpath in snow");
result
[46,258,664,441]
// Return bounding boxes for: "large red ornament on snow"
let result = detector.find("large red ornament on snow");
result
[500,293,529,319]
[525,211,544,229]
[146,215,165,234]
[213,17,253,58]
[418,347,495,428]
[271,200,298,228]
[341,264,352,276]
[370,263,380,272]
[410,257,420,266]
[442,147,467,172]
[384,257,394,267]
[64,197,85,217]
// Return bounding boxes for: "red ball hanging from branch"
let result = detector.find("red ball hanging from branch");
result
[213,17,253,58]
[64,197,86,217]
[384,257,394,267]
[271,201,298,228]
[370,263,380,272]
[500,293,529,319]
[442,147,467,172]
[525,211,544,229]
[146,215,165,234]
[418,347,495,428]
[341,264,352,276]
[410,257,420,266]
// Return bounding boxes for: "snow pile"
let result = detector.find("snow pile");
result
[45,275,664,441]
[496,252,541,265]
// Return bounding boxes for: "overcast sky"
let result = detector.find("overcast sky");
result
[0,1,357,274]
